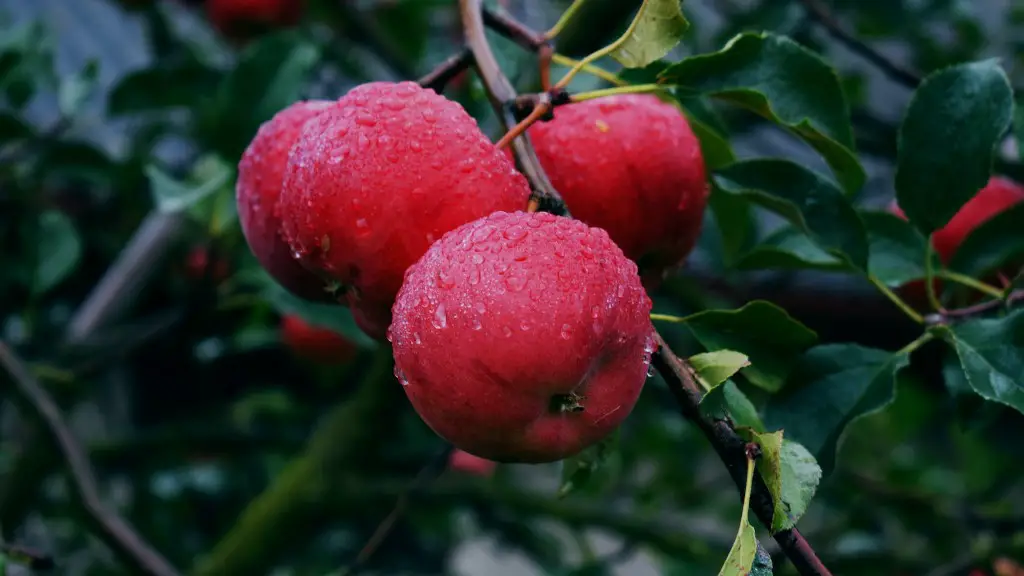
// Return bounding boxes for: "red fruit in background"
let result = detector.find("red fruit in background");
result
[184,246,230,283]
[890,176,1024,307]
[390,211,654,463]
[448,449,497,477]
[280,81,531,340]
[238,100,334,302]
[207,0,303,36]
[280,314,357,364]
[528,94,709,285]
[890,176,1024,263]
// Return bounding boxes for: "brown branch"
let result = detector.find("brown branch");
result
[926,290,1024,326]
[0,343,180,576]
[340,444,456,575]
[417,49,474,94]
[795,0,921,88]
[461,1,833,573]
[460,0,568,216]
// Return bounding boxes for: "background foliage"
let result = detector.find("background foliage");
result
[1,0,1024,575]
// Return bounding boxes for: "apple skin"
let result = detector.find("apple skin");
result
[528,94,709,286]
[389,211,655,464]
[890,176,1024,307]
[280,314,358,365]
[237,99,336,302]
[279,81,531,340]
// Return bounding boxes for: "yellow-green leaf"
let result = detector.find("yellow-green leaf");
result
[611,0,690,69]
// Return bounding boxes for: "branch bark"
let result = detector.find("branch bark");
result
[0,343,180,576]
[461,1,833,573]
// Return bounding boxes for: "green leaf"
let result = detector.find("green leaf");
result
[108,60,220,116]
[862,210,938,287]
[752,432,821,532]
[685,300,818,392]
[944,310,1024,414]
[203,31,321,158]
[558,430,620,498]
[58,60,98,118]
[708,187,754,267]
[659,32,864,194]
[610,0,690,69]
[33,210,82,295]
[948,202,1024,280]
[719,523,757,576]
[764,344,911,475]
[0,112,33,146]
[700,380,765,432]
[735,226,846,272]
[895,60,1013,234]
[682,111,735,170]
[262,277,377,349]
[690,350,750,389]
[714,159,868,271]
[146,163,232,215]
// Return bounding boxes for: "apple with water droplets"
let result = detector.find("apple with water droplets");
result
[528,94,709,286]
[389,211,655,463]
[280,81,531,340]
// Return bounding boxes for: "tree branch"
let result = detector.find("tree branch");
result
[0,343,180,576]
[459,2,833,573]
[417,49,474,94]
[926,290,1024,326]
[460,0,567,215]
[795,0,921,88]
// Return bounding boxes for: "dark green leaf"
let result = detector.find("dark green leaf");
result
[708,186,754,267]
[944,310,1024,414]
[35,142,117,185]
[764,344,910,475]
[895,60,1013,234]
[701,380,765,432]
[751,543,774,576]
[948,202,1024,279]
[58,60,99,118]
[0,113,33,145]
[558,430,621,498]
[686,300,818,392]
[682,110,735,170]
[610,0,690,69]
[203,31,321,158]
[735,226,846,272]
[146,163,232,215]
[751,431,821,532]
[262,278,377,349]
[690,350,750,389]
[715,159,868,270]
[659,32,864,193]
[108,61,221,116]
[32,210,81,295]
[862,210,937,287]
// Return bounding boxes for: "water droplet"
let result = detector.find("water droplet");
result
[505,275,527,292]
[514,253,528,262]
[560,323,573,340]
[437,269,455,289]
[381,97,405,111]
[472,317,483,331]
[421,108,438,123]
[519,320,531,331]
[355,218,370,236]
[475,302,486,314]
[503,225,528,242]
[409,140,422,152]
[502,326,513,338]
[468,267,480,285]
[591,306,600,319]
[646,365,655,377]
[385,327,393,343]
[432,304,448,329]
[355,112,376,127]
[414,332,422,345]
[470,254,484,264]
[617,285,626,297]
[394,366,409,386]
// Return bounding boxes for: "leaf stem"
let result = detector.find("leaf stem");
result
[551,53,626,86]
[924,241,944,313]
[739,455,755,532]
[936,270,1005,299]
[868,274,925,324]
[546,0,589,40]
[572,83,665,102]
[553,1,648,90]
[650,313,692,324]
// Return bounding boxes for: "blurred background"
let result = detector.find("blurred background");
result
[2,0,1024,574]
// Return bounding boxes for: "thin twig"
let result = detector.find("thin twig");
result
[926,290,1024,325]
[482,7,548,50]
[0,343,180,576]
[795,0,921,88]
[651,334,834,576]
[417,49,474,93]
[461,2,833,573]
[461,0,568,216]
[341,444,456,575]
